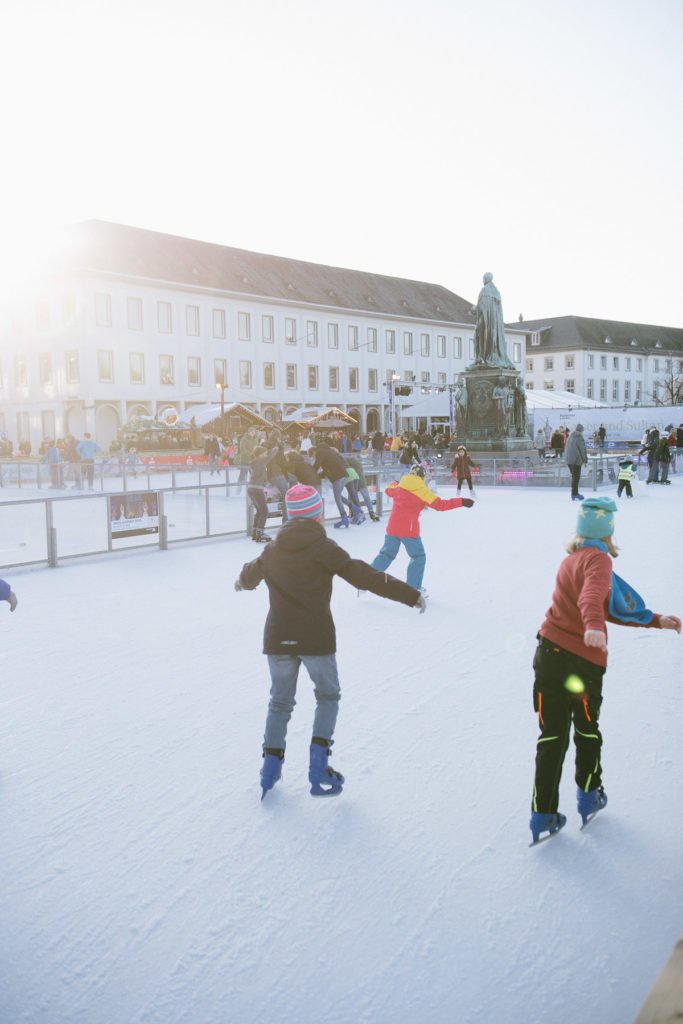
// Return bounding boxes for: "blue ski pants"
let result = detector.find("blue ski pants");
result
[371,534,426,590]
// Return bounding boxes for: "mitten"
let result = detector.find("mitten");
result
[234,580,244,592]
[461,498,475,508]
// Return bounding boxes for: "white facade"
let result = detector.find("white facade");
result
[0,260,526,451]
[525,337,683,408]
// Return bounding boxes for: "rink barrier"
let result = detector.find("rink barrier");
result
[633,937,683,1023]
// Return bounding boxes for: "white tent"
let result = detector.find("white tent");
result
[402,389,603,419]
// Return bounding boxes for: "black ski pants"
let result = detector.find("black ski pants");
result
[532,637,605,814]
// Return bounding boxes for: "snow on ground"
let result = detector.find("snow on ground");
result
[0,477,681,1024]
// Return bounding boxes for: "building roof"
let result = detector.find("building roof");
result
[62,220,477,325]
[510,314,683,354]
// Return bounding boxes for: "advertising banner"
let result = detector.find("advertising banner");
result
[110,492,160,540]
[530,406,682,445]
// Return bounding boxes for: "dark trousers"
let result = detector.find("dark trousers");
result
[248,486,269,532]
[456,474,473,491]
[532,639,605,814]
[616,481,633,497]
[569,463,583,497]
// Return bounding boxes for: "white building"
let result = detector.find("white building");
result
[0,221,527,451]
[516,314,683,407]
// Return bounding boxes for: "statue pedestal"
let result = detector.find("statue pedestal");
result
[460,365,533,455]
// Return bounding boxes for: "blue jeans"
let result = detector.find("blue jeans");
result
[371,534,426,589]
[264,654,341,749]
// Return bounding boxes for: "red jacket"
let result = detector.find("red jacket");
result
[540,547,662,667]
[384,474,465,538]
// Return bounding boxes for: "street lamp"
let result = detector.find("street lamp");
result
[387,373,401,436]
[216,379,228,439]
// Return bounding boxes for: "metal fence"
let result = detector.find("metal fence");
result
[0,453,659,571]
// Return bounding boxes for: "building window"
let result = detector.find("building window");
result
[62,294,76,328]
[624,380,631,401]
[421,371,431,383]
[544,379,554,391]
[403,331,413,356]
[212,309,226,339]
[436,335,446,358]
[127,297,143,331]
[159,355,174,386]
[587,354,594,369]
[329,366,339,390]
[586,379,594,399]
[308,365,319,390]
[185,305,200,336]
[97,350,114,383]
[565,355,574,369]
[453,336,462,359]
[157,301,172,333]
[526,381,533,390]
[367,327,377,353]
[238,312,251,341]
[420,333,430,357]
[328,323,339,349]
[653,358,659,372]
[526,358,533,372]
[130,353,145,385]
[240,360,252,388]
[469,339,475,361]
[368,368,378,391]
[39,354,53,386]
[599,379,607,401]
[349,367,359,391]
[17,411,30,443]
[438,372,446,386]
[544,357,554,371]
[262,315,274,343]
[187,357,201,386]
[637,358,643,371]
[214,359,227,386]
[625,357,631,371]
[65,350,80,384]
[613,356,619,370]
[612,380,619,401]
[41,411,55,440]
[385,329,396,354]
[263,362,275,389]
[653,382,660,402]
[285,318,297,344]
[600,355,607,369]
[565,379,575,393]
[95,292,112,327]
[513,342,522,363]
[306,321,319,347]
[286,364,297,389]
[348,325,359,351]
[14,356,28,388]
[636,381,642,402]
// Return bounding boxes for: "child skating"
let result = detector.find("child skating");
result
[529,496,680,844]
[450,445,477,496]
[235,485,425,800]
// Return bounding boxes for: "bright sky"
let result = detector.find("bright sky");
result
[2,0,682,327]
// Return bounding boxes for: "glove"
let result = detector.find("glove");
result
[584,629,607,650]
[461,498,475,508]
[415,595,427,614]
[234,580,244,592]
[6,591,17,612]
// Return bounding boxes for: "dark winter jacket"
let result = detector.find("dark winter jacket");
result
[565,428,587,466]
[265,444,291,483]
[286,451,320,488]
[238,518,420,655]
[450,452,476,480]
[249,449,279,487]
[312,443,349,483]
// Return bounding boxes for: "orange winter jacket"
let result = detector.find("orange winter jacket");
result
[384,474,465,538]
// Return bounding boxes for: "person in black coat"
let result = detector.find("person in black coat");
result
[310,442,362,527]
[235,484,424,798]
[285,450,320,490]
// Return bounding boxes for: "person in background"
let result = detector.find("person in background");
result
[77,433,102,491]
[344,454,380,521]
[247,444,280,543]
[311,442,362,528]
[616,457,635,498]
[204,434,221,475]
[235,484,425,800]
[564,424,587,501]
[236,426,260,494]
[0,578,18,612]
[657,435,672,484]
[640,427,661,484]
[529,496,680,844]
[450,445,477,495]
[285,449,321,490]
[535,428,547,461]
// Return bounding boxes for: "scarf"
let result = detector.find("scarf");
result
[578,540,654,625]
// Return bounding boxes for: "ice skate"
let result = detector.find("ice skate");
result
[260,749,284,799]
[577,785,608,827]
[334,515,350,529]
[529,811,567,845]
[308,738,344,797]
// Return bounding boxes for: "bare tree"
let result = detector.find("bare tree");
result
[646,366,683,406]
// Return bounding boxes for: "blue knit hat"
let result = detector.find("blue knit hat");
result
[577,496,617,539]
[285,484,323,519]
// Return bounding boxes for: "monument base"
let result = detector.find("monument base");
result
[459,365,533,454]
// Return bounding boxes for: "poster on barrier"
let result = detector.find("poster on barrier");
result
[110,492,159,539]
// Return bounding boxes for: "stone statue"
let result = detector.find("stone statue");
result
[470,273,514,367]
[454,381,467,436]
[513,378,529,437]
[491,378,509,435]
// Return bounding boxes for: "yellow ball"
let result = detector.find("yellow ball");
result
[564,674,585,694]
